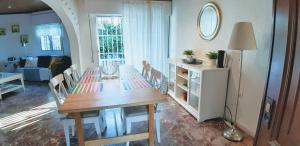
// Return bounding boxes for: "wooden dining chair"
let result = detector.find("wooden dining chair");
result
[122,68,168,146]
[70,64,80,82]
[63,68,77,92]
[142,62,151,81]
[49,74,104,146]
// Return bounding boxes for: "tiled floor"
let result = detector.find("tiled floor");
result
[0,82,253,146]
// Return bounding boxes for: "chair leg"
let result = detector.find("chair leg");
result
[122,115,126,135]
[155,114,161,143]
[126,119,131,146]
[71,125,75,136]
[100,110,107,132]
[63,122,71,146]
[94,119,101,136]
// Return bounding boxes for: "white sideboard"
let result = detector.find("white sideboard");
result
[168,59,229,122]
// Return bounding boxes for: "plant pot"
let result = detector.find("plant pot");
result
[209,59,217,66]
[185,57,195,63]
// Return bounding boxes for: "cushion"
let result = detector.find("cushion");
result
[37,56,52,68]
[19,58,26,68]
[25,57,38,68]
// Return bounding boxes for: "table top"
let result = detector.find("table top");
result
[59,66,167,114]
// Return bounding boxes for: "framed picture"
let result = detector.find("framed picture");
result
[0,28,6,35]
[11,24,20,33]
[20,34,29,47]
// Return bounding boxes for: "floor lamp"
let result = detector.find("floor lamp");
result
[223,22,257,141]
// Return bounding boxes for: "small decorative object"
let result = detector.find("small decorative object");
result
[11,24,20,33]
[206,51,218,66]
[183,82,188,87]
[0,28,6,36]
[182,92,187,101]
[183,50,196,63]
[217,50,226,68]
[20,35,29,47]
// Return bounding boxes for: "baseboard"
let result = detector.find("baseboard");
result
[236,122,255,137]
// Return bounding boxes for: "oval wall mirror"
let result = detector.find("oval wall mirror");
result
[197,3,221,40]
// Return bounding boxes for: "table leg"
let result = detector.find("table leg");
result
[148,104,155,146]
[74,112,85,146]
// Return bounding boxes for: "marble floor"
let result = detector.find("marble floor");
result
[0,82,253,146]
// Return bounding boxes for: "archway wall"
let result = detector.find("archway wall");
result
[41,0,83,73]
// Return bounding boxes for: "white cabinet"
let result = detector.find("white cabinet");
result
[168,60,228,122]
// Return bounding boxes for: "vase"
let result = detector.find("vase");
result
[209,59,217,66]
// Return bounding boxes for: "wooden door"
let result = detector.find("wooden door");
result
[256,0,300,145]
[277,0,300,144]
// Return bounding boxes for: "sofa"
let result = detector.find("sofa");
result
[16,56,71,81]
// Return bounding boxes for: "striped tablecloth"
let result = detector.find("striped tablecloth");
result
[73,82,103,94]
[73,65,152,94]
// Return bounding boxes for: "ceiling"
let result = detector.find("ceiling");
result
[0,0,51,14]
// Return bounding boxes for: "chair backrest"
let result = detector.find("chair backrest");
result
[63,68,77,92]
[70,64,80,82]
[149,68,168,94]
[142,63,151,80]
[49,74,69,107]
[142,60,147,74]
[150,69,168,112]
[149,68,161,88]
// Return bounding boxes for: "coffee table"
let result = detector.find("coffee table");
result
[0,72,25,100]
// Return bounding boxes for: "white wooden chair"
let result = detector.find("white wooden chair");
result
[70,64,80,82]
[63,68,77,92]
[122,68,168,146]
[142,62,151,81]
[49,74,104,146]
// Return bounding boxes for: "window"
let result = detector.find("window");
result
[96,16,125,65]
[36,23,63,51]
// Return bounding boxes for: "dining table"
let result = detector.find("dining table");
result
[58,65,167,146]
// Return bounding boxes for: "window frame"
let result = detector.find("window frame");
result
[95,15,125,65]
[37,24,63,51]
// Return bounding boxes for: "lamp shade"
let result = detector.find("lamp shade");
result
[228,22,257,50]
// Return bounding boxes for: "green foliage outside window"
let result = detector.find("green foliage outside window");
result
[98,22,124,60]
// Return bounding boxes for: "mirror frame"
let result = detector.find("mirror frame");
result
[197,2,221,40]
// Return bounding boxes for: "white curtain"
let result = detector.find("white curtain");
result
[123,0,171,75]
[36,23,62,37]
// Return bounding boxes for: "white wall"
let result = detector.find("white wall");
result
[170,0,273,136]
[0,10,70,66]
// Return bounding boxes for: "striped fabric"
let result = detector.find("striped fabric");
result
[121,79,152,90]
[72,82,103,94]
[73,65,153,94]
[80,75,102,83]
[83,67,102,76]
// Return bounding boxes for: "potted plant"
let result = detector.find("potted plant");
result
[206,51,218,66]
[183,50,195,63]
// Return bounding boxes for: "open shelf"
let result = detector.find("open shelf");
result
[177,84,188,91]
[177,73,188,80]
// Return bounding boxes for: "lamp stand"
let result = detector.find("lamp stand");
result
[223,50,244,142]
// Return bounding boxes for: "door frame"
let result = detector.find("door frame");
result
[255,0,298,145]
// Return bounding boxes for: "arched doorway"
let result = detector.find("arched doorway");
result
[41,0,82,72]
